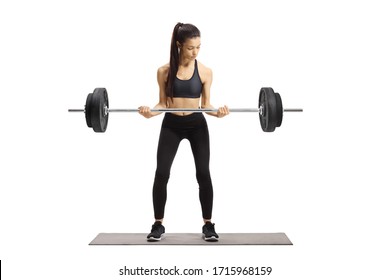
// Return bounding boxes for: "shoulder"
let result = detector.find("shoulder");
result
[157,63,169,75]
[157,63,169,82]
[197,61,212,82]
[197,61,212,75]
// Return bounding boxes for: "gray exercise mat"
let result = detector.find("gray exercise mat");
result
[89,233,292,245]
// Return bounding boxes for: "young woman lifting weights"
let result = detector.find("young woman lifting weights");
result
[139,22,229,242]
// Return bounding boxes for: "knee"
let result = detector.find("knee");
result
[196,170,212,186]
[154,169,170,185]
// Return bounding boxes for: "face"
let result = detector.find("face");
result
[178,37,201,61]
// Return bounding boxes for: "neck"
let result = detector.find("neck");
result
[179,56,194,67]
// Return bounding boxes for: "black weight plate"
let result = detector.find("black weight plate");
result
[258,89,266,131]
[90,88,109,132]
[274,92,283,127]
[85,93,93,128]
[259,87,278,132]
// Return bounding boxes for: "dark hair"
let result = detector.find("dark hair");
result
[166,22,201,99]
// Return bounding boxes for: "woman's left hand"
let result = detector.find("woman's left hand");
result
[217,105,229,118]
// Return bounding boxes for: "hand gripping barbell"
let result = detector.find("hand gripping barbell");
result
[68,87,302,132]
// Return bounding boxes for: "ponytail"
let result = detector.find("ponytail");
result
[166,23,201,99]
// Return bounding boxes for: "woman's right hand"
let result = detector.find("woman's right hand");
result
[138,106,153,118]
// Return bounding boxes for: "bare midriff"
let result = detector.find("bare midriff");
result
[167,97,201,116]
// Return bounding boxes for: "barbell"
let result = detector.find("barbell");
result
[68,87,302,132]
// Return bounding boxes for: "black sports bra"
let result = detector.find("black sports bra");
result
[172,60,203,98]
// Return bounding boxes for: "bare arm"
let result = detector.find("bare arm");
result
[139,66,168,118]
[200,66,229,118]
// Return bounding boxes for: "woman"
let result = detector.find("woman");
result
[139,22,229,242]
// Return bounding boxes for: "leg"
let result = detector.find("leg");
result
[188,123,213,220]
[152,127,182,220]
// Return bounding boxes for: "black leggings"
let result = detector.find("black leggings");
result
[152,113,213,220]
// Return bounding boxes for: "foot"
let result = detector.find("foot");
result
[202,222,219,242]
[147,222,165,242]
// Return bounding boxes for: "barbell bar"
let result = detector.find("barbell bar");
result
[68,87,303,133]
[69,108,302,113]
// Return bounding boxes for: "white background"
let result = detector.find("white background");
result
[1,0,389,279]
